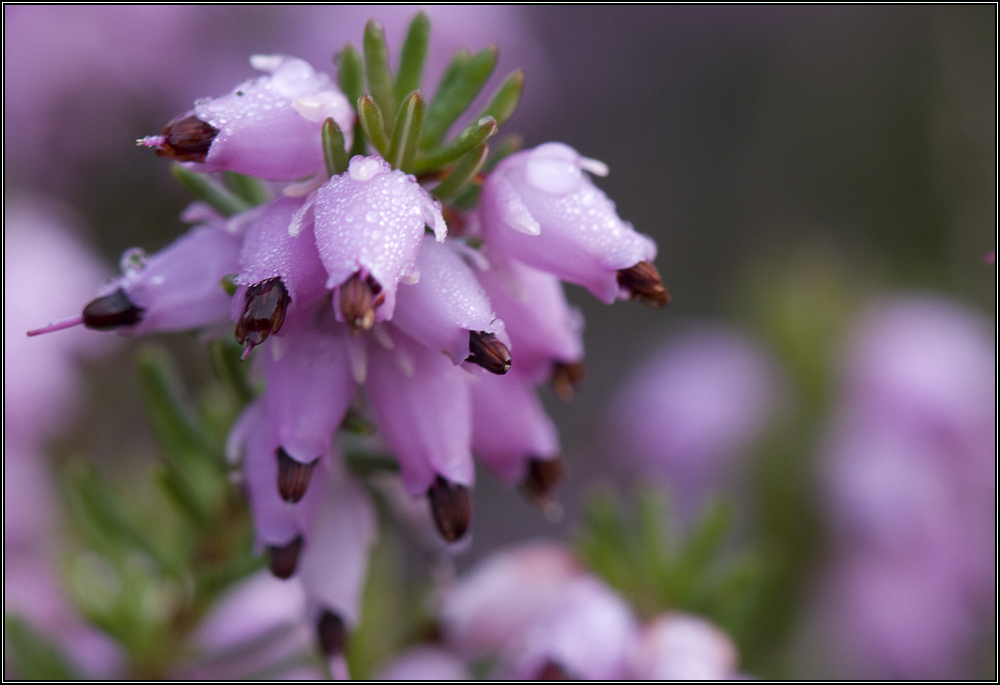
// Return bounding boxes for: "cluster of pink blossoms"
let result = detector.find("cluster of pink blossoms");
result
[32,45,666,662]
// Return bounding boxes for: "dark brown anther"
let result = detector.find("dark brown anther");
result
[551,361,585,402]
[427,476,471,543]
[267,535,304,579]
[235,278,290,347]
[466,331,512,374]
[616,261,670,308]
[276,447,318,503]
[316,610,347,656]
[339,273,382,334]
[522,456,565,505]
[536,660,571,680]
[82,288,145,330]
[154,114,220,163]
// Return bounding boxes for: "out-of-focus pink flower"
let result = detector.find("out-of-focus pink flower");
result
[627,613,740,680]
[4,199,122,678]
[607,323,783,515]
[375,646,469,681]
[480,142,660,304]
[820,294,996,678]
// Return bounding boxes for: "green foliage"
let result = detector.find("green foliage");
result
[431,143,489,200]
[60,344,260,677]
[322,117,350,177]
[169,164,249,217]
[4,614,80,680]
[576,488,762,646]
[222,171,270,207]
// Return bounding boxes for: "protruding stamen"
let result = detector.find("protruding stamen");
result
[151,115,220,163]
[551,361,585,402]
[427,476,471,543]
[235,278,290,349]
[522,456,565,506]
[466,331,512,374]
[616,261,669,308]
[316,610,347,656]
[267,535,304,579]
[339,273,382,334]
[276,447,318,503]
[81,288,145,330]
[536,660,571,680]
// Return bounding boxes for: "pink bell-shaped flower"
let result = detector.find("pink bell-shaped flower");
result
[480,142,665,305]
[313,156,447,332]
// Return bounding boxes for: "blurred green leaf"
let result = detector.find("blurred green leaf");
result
[483,134,523,173]
[322,117,350,177]
[363,19,396,133]
[431,143,488,200]
[335,43,365,110]
[421,46,497,148]
[222,171,270,207]
[4,614,80,680]
[393,12,430,107]
[477,69,524,128]
[170,165,249,217]
[387,91,426,173]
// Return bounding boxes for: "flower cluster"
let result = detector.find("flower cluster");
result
[30,16,667,665]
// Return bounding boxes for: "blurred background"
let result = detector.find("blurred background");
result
[5,5,995,679]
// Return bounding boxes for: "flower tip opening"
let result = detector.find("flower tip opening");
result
[150,114,220,163]
[235,278,290,348]
[521,457,565,512]
[267,535,304,579]
[81,288,145,330]
[339,273,383,334]
[617,261,669,308]
[316,610,347,657]
[467,331,512,374]
[428,476,471,543]
[276,448,318,503]
[552,361,585,402]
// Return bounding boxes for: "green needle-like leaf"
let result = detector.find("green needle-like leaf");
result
[421,45,498,149]
[363,19,396,133]
[431,143,489,200]
[483,134,523,173]
[335,43,365,110]
[358,94,390,157]
[387,91,426,173]
[322,117,350,176]
[209,340,255,406]
[415,115,497,174]
[478,69,524,128]
[222,171,270,207]
[170,165,249,217]
[394,12,430,106]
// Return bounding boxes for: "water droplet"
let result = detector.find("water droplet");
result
[120,247,148,275]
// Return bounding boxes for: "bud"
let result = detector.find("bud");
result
[551,361,585,402]
[467,331,512,374]
[276,447,318,503]
[316,610,347,656]
[82,288,145,330]
[522,456,565,504]
[616,261,669,308]
[339,272,382,334]
[428,476,471,543]
[152,114,220,163]
[267,535,304,579]
[235,278,290,348]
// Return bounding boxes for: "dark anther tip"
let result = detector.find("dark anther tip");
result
[82,288,145,330]
[616,261,670,308]
[235,278,290,347]
[466,331,512,375]
[276,448,318,503]
[551,361,585,402]
[267,535,304,579]
[340,273,382,334]
[522,456,565,504]
[316,610,347,657]
[154,114,219,163]
[427,475,471,543]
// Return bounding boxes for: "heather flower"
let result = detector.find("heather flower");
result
[375,646,470,681]
[626,613,740,680]
[142,55,354,181]
[312,156,447,331]
[818,295,995,678]
[480,142,665,306]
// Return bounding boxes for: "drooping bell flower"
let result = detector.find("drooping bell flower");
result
[468,369,562,496]
[261,319,356,502]
[232,196,329,352]
[313,156,447,332]
[626,613,740,680]
[480,142,666,305]
[73,218,241,336]
[364,326,474,541]
[474,254,584,387]
[392,235,510,372]
[141,55,354,181]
